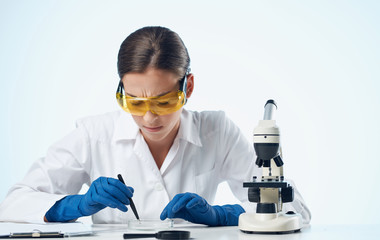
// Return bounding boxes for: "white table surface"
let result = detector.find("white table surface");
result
[1,223,378,239]
[68,224,379,240]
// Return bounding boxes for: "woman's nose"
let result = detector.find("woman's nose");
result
[143,110,158,124]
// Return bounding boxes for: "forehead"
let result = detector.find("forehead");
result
[122,68,179,97]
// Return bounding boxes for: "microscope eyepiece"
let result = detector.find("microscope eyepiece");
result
[263,99,277,120]
[264,99,277,108]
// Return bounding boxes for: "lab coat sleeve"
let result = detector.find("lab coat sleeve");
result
[217,112,311,224]
[0,121,91,223]
[283,179,312,225]
[216,112,258,212]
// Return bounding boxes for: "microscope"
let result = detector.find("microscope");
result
[238,100,302,234]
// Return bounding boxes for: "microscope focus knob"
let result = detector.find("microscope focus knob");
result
[281,186,294,203]
[255,157,263,167]
[248,187,260,203]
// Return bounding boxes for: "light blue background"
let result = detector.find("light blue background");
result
[1,0,379,224]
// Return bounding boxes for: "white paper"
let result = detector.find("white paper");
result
[0,222,92,236]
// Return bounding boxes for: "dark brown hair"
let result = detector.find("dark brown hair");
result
[117,26,190,79]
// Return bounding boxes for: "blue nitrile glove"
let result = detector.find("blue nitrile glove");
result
[45,177,134,222]
[160,192,245,226]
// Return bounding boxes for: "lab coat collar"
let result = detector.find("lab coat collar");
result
[112,109,202,147]
[177,109,203,147]
[112,111,139,142]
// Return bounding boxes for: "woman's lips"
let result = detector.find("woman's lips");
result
[143,126,163,132]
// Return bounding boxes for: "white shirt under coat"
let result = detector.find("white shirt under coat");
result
[0,109,311,224]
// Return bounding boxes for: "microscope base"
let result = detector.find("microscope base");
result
[238,212,302,234]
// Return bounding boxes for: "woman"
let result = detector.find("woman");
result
[0,26,311,225]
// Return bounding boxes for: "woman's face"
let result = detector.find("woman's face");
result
[121,68,193,144]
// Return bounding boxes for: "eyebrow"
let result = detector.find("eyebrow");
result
[126,90,173,98]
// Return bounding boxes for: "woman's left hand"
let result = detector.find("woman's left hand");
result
[160,192,220,226]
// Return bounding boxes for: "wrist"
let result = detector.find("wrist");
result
[211,205,224,226]
[45,195,84,222]
[213,204,245,226]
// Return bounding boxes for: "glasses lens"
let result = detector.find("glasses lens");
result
[126,98,150,116]
[150,91,185,115]
[116,82,186,116]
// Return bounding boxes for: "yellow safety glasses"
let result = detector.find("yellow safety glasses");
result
[116,74,188,116]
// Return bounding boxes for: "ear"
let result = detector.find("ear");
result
[185,73,194,99]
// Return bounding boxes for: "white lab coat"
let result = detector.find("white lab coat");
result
[0,109,311,224]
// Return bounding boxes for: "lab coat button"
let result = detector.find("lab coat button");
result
[155,182,164,191]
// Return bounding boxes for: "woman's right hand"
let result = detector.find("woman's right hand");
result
[78,177,134,216]
[45,177,134,222]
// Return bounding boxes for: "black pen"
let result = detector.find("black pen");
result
[117,174,140,220]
